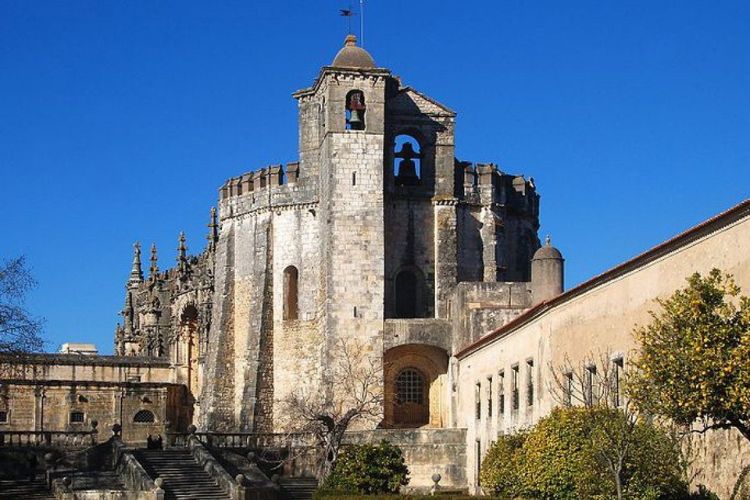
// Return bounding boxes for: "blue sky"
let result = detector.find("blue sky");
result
[1,1,748,354]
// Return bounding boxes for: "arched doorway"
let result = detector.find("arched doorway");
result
[384,344,449,428]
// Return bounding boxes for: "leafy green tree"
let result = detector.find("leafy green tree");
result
[627,269,750,442]
[0,256,43,353]
[321,440,409,495]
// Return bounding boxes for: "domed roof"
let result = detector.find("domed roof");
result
[533,236,563,260]
[332,35,376,69]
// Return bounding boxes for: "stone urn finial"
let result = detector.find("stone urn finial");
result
[431,473,442,495]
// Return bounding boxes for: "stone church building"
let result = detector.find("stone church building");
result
[1,36,748,497]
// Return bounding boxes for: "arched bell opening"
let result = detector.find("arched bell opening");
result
[393,134,422,186]
[383,344,449,428]
[345,90,366,131]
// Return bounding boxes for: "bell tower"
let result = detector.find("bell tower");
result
[293,34,391,352]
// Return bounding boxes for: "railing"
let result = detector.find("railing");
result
[167,430,311,449]
[0,429,98,447]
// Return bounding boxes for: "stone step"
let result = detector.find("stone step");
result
[278,477,318,500]
[133,449,231,500]
[0,478,54,499]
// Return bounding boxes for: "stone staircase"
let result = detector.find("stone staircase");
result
[278,476,318,500]
[0,478,54,499]
[134,449,231,500]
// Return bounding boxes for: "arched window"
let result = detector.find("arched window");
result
[133,409,155,423]
[394,135,421,186]
[178,305,199,364]
[396,368,425,405]
[283,266,299,320]
[394,269,421,318]
[345,90,366,131]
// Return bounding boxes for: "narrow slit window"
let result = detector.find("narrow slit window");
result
[613,357,624,407]
[487,376,493,417]
[526,359,534,407]
[475,382,481,420]
[283,266,299,320]
[563,372,573,406]
[498,371,505,416]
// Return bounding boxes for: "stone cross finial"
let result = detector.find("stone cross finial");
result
[128,242,144,286]
[149,244,159,277]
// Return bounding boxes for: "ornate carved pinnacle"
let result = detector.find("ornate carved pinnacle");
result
[207,207,219,247]
[128,241,144,286]
[149,243,159,277]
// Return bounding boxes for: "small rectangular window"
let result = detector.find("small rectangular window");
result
[613,357,624,407]
[563,372,573,406]
[526,359,535,407]
[511,365,519,411]
[585,365,598,405]
[70,411,85,424]
[487,376,493,418]
[352,171,357,185]
[475,382,481,420]
[0,410,8,424]
[498,371,505,415]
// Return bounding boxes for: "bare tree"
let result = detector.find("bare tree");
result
[284,337,384,481]
[0,256,44,354]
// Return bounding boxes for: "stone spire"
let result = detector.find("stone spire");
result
[128,242,144,287]
[177,232,189,276]
[177,232,187,260]
[149,243,159,277]
[207,207,219,249]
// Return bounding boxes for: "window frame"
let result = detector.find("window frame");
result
[69,411,85,424]
[133,409,156,424]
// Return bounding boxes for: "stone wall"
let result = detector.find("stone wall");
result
[0,355,185,444]
[343,429,467,492]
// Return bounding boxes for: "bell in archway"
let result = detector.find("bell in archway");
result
[348,109,363,129]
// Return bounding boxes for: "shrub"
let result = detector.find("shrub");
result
[479,432,526,497]
[320,440,409,495]
[480,406,688,499]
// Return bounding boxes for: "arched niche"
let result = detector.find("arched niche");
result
[383,344,449,428]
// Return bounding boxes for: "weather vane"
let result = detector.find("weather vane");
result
[339,0,365,46]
